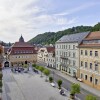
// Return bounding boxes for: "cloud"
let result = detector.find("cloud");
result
[0,0,77,43]
[55,2,100,16]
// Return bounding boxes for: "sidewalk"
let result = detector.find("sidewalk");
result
[51,68,100,98]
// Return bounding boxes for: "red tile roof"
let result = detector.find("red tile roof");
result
[79,31,100,47]
[12,42,33,47]
[46,47,55,53]
[79,44,100,48]
[84,31,100,40]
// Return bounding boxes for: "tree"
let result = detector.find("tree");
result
[85,95,97,100]
[32,64,37,68]
[24,64,28,68]
[70,83,80,99]
[38,66,45,77]
[35,66,39,70]
[49,76,53,83]
[57,79,62,89]
[43,69,50,81]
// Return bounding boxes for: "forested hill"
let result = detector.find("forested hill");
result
[28,23,100,44]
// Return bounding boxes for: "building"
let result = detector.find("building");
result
[55,32,89,77]
[37,47,55,68]
[8,35,37,67]
[79,31,100,90]
[0,45,3,68]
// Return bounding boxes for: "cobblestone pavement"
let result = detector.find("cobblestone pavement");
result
[2,68,69,100]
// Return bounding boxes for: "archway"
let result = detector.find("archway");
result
[4,61,9,67]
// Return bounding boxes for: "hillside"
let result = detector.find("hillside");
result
[29,23,100,44]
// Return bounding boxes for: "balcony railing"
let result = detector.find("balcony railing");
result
[60,55,68,60]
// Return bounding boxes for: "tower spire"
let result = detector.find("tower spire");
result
[19,35,24,42]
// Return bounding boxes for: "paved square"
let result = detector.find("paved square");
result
[2,69,68,100]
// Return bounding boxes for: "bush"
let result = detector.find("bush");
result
[85,95,97,100]
[57,79,62,89]
[0,73,3,80]
[0,80,2,87]
[38,66,45,77]
[35,66,39,69]
[43,69,50,81]
[49,76,53,83]
[32,64,37,68]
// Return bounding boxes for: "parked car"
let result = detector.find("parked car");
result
[59,89,65,95]
[33,69,39,74]
[77,78,83,82]
[50,82,55,87]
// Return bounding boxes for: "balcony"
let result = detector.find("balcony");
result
[60,55,68,60]
[60,63,68,67]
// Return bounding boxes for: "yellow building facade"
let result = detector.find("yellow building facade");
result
[79,31,100,90]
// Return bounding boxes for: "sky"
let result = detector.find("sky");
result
[0,0,100,43]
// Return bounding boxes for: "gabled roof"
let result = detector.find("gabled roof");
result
[79,31,100,48]
[46,47,55,53]
[12,42,33,47]
[56,31,90,44]
[84,31,100,40]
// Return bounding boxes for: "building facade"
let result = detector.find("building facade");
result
[37,47,55,68]
[0,45,3,68]
[79,31,100,90]
[55,32,89,77]
[8,35,37,67]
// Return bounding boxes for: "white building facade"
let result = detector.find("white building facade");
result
[37,47,55,68]
[55,32,89,77]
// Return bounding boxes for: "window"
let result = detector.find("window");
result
[90,51,92,56]
[69,52,70,57]
[95,51,98,57]
[73,53,75,58]
[85,50,88,55]
[95,79,98,85]
[69,60,71,64]
[85,62,87,68]
[66,45,67,49]
[85,75,87,80]
[81,50,83,55]
[73,45,75,49]
[95,64,98,71]
[66,52,67,57]
[69,45,70,49]
[81,73,83,78]
[64,45,65,49]
[73,61,76,66]
[90,77,92,82]
[90,63,92,69]
[81,61,83,67]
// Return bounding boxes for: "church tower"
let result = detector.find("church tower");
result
[19,35,24,42]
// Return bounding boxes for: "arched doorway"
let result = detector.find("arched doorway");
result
[4,61,9,67]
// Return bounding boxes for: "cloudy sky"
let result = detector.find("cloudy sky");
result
[0,0,100,43]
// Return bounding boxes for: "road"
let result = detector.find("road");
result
[50,69,100,100]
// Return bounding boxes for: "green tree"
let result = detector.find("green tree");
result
[24,64,28,68]
[85,95,97,100]
[70,83,80,99]
[57,79,62,89]
[32,64,37,68]
[38,66,45,77]
[43,69,50,81]
[35,66,39,70]
[49,76,53,83]
[0,73,3,80]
